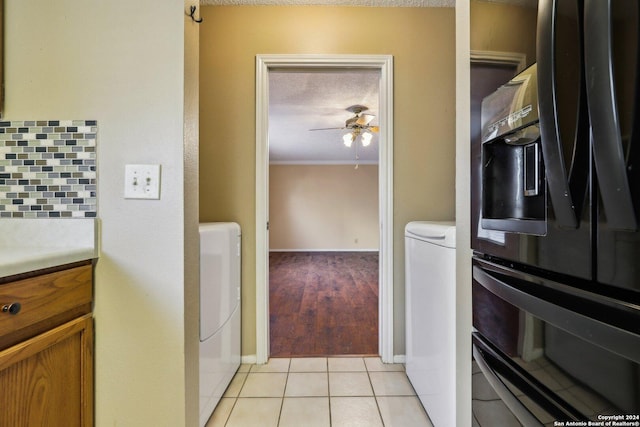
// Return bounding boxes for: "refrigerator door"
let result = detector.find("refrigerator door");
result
[472,0,592,281]
[537,0,591,231]
[586,0,640,294]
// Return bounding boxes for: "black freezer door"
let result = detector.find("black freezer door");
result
[472,257,640,421]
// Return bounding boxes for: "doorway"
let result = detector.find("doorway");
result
[255,55,394,363]
[268,68,380,357]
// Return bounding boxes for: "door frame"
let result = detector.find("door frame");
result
[470,50,527,72]
[255,54,394,364]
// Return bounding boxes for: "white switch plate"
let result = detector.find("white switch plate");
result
[124,164,161,199]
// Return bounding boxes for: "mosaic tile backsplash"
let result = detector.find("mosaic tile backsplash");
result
[0,120,97,218]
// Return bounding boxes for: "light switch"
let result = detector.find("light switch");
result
[124,164,161,199]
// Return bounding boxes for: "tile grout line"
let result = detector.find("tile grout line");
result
[365,358,388,427]
[327,358,333,427]
[216,357,419,427]
[277,358,292,427]
[222,365,249,427]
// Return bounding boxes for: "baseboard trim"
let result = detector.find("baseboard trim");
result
[241,354,404,365]
[269,249,379,253]
[241,355,258,364]
[393,355,406,364]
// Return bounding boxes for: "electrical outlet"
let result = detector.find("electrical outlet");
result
[124,164,161,199]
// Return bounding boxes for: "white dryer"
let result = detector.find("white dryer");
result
[405,221,456,427]
[199,223,241,427]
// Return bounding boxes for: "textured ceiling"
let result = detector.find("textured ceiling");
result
[269,69,380,164]
[201,0,454,6]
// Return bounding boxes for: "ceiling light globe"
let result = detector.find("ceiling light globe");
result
[361,132,373,147]
[343,133,354,147]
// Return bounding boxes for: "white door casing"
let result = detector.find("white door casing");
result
[255,54,394,363]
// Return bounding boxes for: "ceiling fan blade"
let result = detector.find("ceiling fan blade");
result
[356,113,375,126]
[309,127,346,131]
[367,126,380,133]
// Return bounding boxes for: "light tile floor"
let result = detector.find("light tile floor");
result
[206,357,434,427]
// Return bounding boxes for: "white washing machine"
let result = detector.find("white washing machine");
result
[405,221,456,427]
[199,223,241,427]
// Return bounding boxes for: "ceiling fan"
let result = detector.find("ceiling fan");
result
[309,104,380,137]
[309,104,380,169]
[310,104,379,168]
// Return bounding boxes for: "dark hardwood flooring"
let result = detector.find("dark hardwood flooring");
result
[269,251,379,357]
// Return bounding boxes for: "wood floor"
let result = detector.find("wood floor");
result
[269,251,379,357]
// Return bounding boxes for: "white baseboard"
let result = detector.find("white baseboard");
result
[242,354,404,365]
[269,249,379,253]
[241,355,257,365]
[393,355,406,364]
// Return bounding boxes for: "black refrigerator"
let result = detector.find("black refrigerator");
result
[471,0,640,425]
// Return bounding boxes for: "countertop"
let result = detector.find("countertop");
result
[0,219,98,278]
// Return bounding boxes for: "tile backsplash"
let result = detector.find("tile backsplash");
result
[0,120,97,218]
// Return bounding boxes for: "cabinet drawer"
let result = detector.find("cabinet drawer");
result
[0,264,92,349]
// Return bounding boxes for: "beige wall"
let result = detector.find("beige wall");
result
[470,0,537,67]
[5,0,199,425]
[270,165,379,251]
[200,5,456,357]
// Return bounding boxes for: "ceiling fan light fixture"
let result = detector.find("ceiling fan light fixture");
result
[361,131,373,147]
[343,132,354,147]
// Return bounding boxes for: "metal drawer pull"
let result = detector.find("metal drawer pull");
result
[2,303,21,315]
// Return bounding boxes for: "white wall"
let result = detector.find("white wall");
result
[183,1,201,425]
[4,1,199,425]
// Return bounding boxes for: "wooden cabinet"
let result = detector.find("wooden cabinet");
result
[0,263,93,427]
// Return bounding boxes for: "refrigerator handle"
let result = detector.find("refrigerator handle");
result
[473,260,640,364]
[584,0,637,231]
[472,344,544,427]
[537,0,578,229]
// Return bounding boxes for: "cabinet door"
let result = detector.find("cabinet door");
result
[0,314,93,427]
